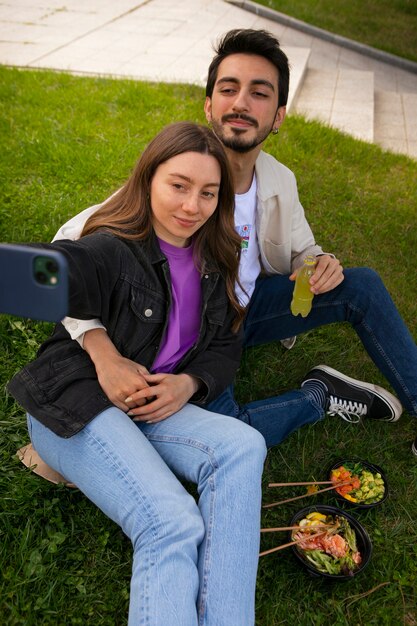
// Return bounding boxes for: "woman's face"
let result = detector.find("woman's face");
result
[150,151,221,247]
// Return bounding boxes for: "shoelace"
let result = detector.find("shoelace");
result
[327,395,368,424]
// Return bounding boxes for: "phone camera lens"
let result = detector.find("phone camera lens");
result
[35,271,48,284]
[46,260,58,273]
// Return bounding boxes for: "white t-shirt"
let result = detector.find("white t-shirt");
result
[234,175,261,307]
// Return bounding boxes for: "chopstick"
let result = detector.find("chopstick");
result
[262,480,352,509]
[259,530,327,557]
[260,524,330,533]
[269,480,334,487]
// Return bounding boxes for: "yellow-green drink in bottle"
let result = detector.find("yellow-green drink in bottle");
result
[290,255,316,317]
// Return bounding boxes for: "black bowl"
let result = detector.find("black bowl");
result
[327,458,388,509]
[289,504,372,581]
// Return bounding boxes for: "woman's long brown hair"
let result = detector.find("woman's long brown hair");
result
[81,122,245,329]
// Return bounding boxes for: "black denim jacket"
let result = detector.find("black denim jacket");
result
[8,233,243,438]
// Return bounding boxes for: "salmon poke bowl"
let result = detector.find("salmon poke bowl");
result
[289,505,372,580]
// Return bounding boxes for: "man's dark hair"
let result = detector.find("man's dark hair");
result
[205,29,290,107]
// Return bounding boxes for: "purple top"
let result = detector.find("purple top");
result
[151,238,202,373]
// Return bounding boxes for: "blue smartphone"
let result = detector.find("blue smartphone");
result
[0,244,68,322]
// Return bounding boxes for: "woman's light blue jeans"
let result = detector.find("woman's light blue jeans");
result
[28,405,267,626]
[207,267,417,446]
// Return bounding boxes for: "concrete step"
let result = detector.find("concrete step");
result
[293,68,374,142]
[374,90,417,158]
[283,46,310,112]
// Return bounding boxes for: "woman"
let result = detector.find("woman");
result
[8,122,267,626]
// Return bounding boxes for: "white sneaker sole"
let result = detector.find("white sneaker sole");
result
[313,364,403,422]
[412,440,417,457]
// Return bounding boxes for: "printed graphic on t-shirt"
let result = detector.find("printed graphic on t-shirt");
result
[236,224,251,251]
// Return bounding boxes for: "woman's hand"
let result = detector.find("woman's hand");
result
[126,373,201,423]
[290,255,344,295]
[96,355,150,411]
[83,328,150,411]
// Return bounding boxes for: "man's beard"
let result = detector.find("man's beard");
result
[211,115,273,154]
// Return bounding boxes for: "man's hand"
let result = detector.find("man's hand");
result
[290,254,344,295]
[126,373,201,423]
[83,328,150,411]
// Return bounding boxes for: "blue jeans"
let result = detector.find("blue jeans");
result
[207,268,417,446]
[28,406,266,626]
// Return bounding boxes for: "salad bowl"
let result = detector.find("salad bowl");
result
[289,504,372,580]
[328,458,388,509]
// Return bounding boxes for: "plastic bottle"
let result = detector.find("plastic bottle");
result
[290,255,316,317]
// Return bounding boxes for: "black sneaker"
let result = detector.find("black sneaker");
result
[412,437,417,457]
[301,364,402,423]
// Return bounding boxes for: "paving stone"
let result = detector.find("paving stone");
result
[1,0,416,158]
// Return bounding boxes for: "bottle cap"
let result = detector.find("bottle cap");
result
[304,254,316,265]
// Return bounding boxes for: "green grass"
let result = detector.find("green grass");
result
[253,0,417,63]
[1,66,417,625]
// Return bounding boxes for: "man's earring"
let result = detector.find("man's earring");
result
[272,128,279,135]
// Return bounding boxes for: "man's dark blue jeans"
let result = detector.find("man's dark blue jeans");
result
[206,267,417,446]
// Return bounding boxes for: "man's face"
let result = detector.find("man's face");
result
[204,53,286,154]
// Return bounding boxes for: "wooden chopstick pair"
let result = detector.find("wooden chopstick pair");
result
[263,480,352,508]
[259,478,346,556]
[268,480,335,487]
[259,529,327,557]
[260,524,330,533]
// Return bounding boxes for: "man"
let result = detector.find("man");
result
[26,29,417,454]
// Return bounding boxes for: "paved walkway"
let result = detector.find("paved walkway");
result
[1,0,417,157]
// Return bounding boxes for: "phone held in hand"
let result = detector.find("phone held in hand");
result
[0,244,68,322]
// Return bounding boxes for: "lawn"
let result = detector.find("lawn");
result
[1,66,417,625]
[253,0,417,63]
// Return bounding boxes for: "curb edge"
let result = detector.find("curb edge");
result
[225,0,417,76]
